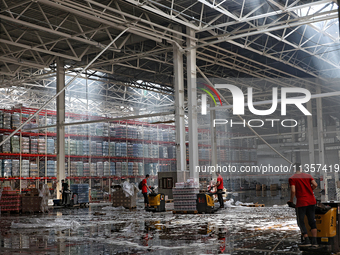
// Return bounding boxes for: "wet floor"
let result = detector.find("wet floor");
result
[0,191,322,255]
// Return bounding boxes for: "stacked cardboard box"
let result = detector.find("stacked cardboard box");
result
[21,188,41,213]
[112,187,137,208]
[21,196,42,213]
[0,188,21,212]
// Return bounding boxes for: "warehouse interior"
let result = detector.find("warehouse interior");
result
[0,0,340,254]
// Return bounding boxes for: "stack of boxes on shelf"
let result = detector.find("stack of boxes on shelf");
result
[21,160,30,177]
[3,112,11,129]
[11,136,20,153]
[0,135,11,153]
[173,179,199,211]
[12,160,20,176]
[40,160,57,177]
[21,137,30,153]
[0,109,177,180]
[30,138,38,154]
[83,163,90,176]
[30,162,38,177]
[3,159,12,177]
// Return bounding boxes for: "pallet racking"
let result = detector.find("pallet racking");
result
[0,107,176,199]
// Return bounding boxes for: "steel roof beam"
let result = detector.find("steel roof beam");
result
[199,0,333,31]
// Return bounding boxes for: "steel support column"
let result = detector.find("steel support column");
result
[56,58,66,199]
[316,85,326,200]
[306,96,315,175]
[210,109,217,180]
[186,27,199,182]
[173,26,186,182]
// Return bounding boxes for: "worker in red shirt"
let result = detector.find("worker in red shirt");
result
[214,173,224,208]
[288,162,318,247]
[142,174,152,209]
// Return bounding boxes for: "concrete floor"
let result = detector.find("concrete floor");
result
[0,191,325,255]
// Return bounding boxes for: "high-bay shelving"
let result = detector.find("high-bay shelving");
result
[0,107,176,199]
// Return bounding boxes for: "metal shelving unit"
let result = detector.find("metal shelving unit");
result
[0,107,176,200]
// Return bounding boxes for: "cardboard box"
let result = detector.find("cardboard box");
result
[21,196,42,212]
[112,188,137,208]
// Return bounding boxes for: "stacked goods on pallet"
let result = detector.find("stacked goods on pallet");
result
[0,187,21,212]
[46,160,56,177]
[173,179,199,211]
[97,162,103,176]
[110,162,115,175]
[76,161,83,176]
[83,140,89,155]
[103,161,110,176]
[144,163,158,176]
[3,112,11,129]
[109,142,115,156]
[121,162,128,176]
[96,142,102,156]
[168,146,176,159]
[127,144,133,157]
[90,141,96,155]
[12,160,20,176]
[70,139,77,155]
[113,125,125,138]
[151,144,158,158]
[143,129,151,140]
[133,144,143,158]
[11,113,20,129]
[143,144,149,158]
[37,138,45,154]
[21,137,30,153]
[120,143,127,157]
[116,162,122,176]
[83,163,90,176]
[159,146,168,158]
[90,163,97,176]
[103,141,109,156]
[21,160,30,177]
[89,123,96,136]
[133,162,138,176]
[138,162,144,176]
[91,189,104,201]
[70,162,77,176]
[128,162,133,176]
[76,140,83,155]
[30,162,38,177]
[250,150,257,161]
[103,123,109,137]
[30,138,38,154]
[70,184,89,204]
[46,138,55,154]
[11,135,20,153]
[115,142,121,156]
[1,135,11,153]
[21,188,42,213]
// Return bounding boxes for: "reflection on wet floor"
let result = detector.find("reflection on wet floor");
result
[0,191,315,255]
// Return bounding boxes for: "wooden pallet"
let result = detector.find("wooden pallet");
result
[172,210,198,214]
[165,199,173,203]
